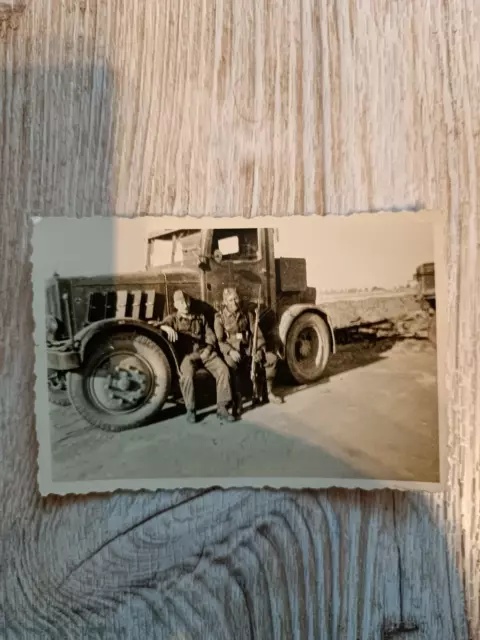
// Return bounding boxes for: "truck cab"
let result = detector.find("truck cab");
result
[146,227,277,312]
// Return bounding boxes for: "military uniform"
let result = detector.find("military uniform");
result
[214,306,279,414]
[161,311,232,415]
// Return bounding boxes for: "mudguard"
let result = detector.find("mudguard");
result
[74,318,182,376]
[278,304,336,354]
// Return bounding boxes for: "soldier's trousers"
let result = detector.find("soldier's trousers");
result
[224,351,278,399]
[179,352,232,411]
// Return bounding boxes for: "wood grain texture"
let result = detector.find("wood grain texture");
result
[0,1,477,638]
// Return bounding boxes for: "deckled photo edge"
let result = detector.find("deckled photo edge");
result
[31,217,57,497]
[432,211,450,493]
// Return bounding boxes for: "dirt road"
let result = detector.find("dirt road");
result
[49,337,440,484]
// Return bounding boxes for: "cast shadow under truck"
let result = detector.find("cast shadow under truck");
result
[46,228,336,432]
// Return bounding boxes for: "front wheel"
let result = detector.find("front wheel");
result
[67,332,171,432]
[285,312,332,385]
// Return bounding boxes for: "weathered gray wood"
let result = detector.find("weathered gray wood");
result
[0,1,477,638]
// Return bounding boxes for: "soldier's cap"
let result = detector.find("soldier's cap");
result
[173,290,190,304]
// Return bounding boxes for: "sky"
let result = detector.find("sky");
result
[34,213,435,294]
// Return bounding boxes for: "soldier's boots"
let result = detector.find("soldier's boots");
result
[186,409,197,424]
[217,403,236,423]
[268,392,283,405]
[233,392,243,419]
[267,382,282,405]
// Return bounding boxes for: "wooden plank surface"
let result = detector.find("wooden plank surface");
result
[0,1,477,637]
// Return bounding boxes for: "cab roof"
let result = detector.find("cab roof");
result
[147,229,202,241]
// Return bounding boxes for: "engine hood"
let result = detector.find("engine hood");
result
[59,267,201,297]
[49,266,205,334]
[145,264,202,291]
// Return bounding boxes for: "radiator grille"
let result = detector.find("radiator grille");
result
[87,289,160,323]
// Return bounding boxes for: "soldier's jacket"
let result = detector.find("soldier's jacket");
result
[214,307,266,358]
[162,312,216,357]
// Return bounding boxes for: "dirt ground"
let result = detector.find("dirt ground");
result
[49,335,440,485]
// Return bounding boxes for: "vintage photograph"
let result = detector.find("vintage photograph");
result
[32,212,447,494]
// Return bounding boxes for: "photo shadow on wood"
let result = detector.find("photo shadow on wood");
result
[3,54,118,496]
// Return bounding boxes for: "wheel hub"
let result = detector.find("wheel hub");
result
[295,327,322,369]
[298,337,312,358]
[86,349,156,415]
[296,329,316,359]
[104,366,149,404]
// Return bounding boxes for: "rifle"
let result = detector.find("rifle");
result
[250,285,262,402]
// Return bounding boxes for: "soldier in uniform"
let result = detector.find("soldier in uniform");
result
[160,290,234,424]
[214,287,282,418]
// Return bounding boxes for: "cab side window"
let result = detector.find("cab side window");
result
[211,229,260,261]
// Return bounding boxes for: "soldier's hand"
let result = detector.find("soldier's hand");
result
[254,351,263,363]
[230,349,241,363]
[200,349,210,362]
[160,326,178,342]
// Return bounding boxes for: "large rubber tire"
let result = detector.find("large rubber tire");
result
[285,312,332,385]
[67,332,171,432]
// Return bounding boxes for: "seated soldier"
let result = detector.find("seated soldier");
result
[214,287,282,418]
[160,290,234,424]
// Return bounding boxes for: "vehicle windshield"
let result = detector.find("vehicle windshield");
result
[148,230,203,268]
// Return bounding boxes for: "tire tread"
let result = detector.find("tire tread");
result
[285,312,331,385]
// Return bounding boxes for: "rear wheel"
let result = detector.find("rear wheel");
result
[285,312,331,384]
[67,332,171,432]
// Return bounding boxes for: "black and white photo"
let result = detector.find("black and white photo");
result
[32,212,447,494]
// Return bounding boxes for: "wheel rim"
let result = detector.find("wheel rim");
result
[293,326,323,377]
[87,350,156,415]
